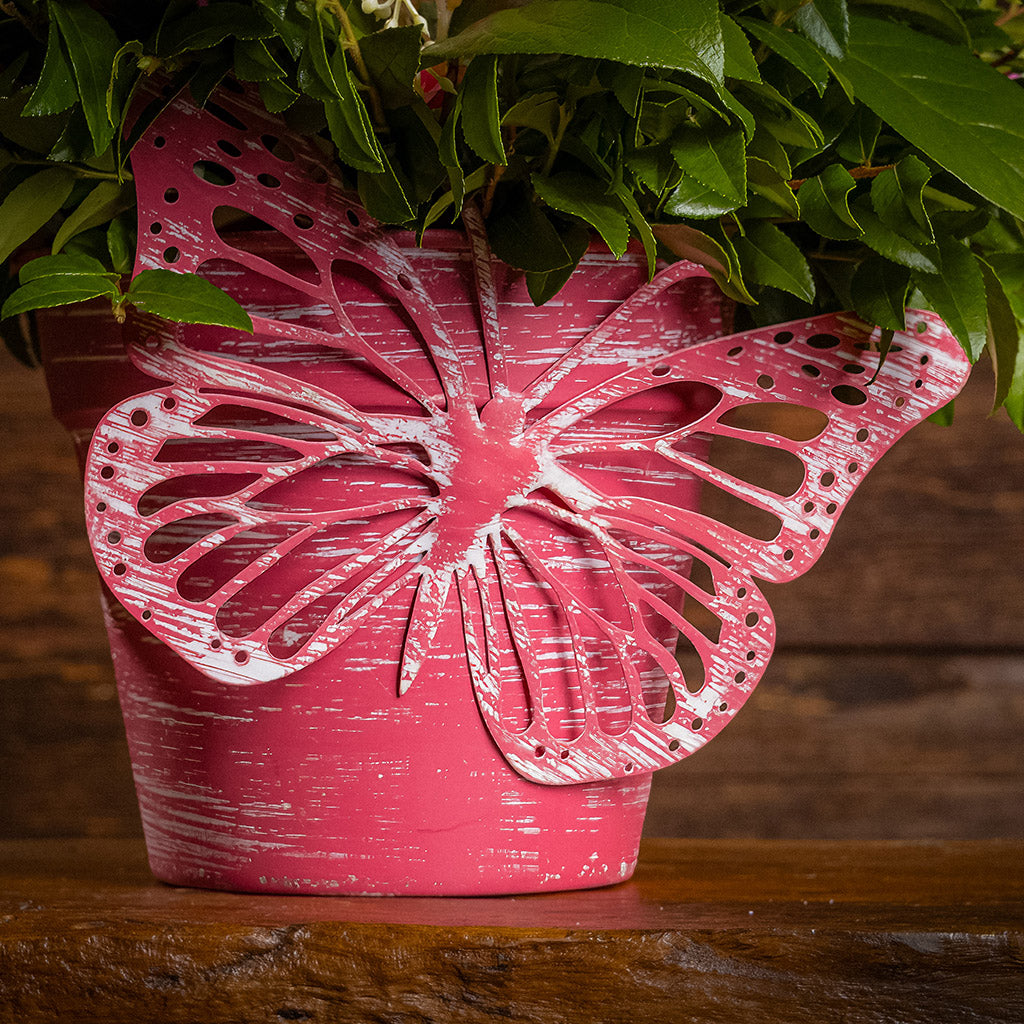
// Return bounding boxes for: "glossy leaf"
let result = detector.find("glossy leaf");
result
[2,253,118,319]
[733,221,815,304]
[839,15,1024,222]
[424,0,725,85]
[127,269,255,332]
[850,254,910,330]
[793,0,850,58]
[49,0,121,154]
[977,256,1023,414]
[51,179,133,254]
[0,167,76,265]
[852,196,939,273]
[870,155,933,246]
[670,122,746,204]
[739,18,833,96]
[912,238,987,359]
[461,55,506,165]
[799,165,860,241]
[533,172,629,257]
[22,17,78,117]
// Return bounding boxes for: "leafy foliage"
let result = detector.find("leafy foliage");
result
[1,0,1023,424]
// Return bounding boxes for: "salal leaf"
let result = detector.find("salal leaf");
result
[233,37,288,83]
[977,255,1023,414]
[662,174,737,219]
[670,122,746,204]
[0,167,76,265]
[793,0,850,58]
[533,172,629,257]
[740,82,824,150]
[107,214,135,275]
[503,91,560,145]
[733,221,815,303]
[746,157,799,218]
[851,0,969,46]
[51,179,133,254]
[870,154,933,245]
[526,220,590,305]
[156,3,272,55]
[838,15,1024,222]
[49,0,121,154]
[360,25,423,108]
[651,221,755,302]
[424,0,725,86]
[738,18,832,96]
[799,165,860,240]
[357,149,415,223]
[127,269,254,332]
[912,238,987,359]
[461,55,506,165]
[22,18,78,117]
[488,192,575,273]
[613,185,658,279]
[2,253,119,319]
[850,254,910,330]
[720,14,761,83]
[851,195,939,273]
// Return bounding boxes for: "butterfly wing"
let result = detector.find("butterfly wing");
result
[466,310,969,783]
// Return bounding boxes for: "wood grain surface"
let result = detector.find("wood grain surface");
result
[2,343,1023,840]
[1,838,1021,1023]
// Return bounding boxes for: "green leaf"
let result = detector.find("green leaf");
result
[127,269,254,331]
[51,179,133,254]
[488,193,574,273]
[746,157,799,218]
[977,256,1022,413]
[156,3,272,55]
[738,19,833,96]
[18,252,112,283]
[733,221,815,303]
[107,214,135,275]
[799,165,860,240]
[850,0,969,46]
[720,14,761,83]
[850,254,910,330]
[614,185,658,279]
[233,37,287,83]
[360,25,422,108]
[461,55,506,165]
[357,149,414,224]
[48,0,121,154]
[793,0,850,58]
[22,18,78,117]
[912,238,987,359]
[2,253,119,319]
[870,155,933,245]
[851,195,939,273]
[670,122,746,204]
[651,221,755,302]
[316,22,385,173]
[424,0,725,85]
[525,220,590,305]
[533,172,629,257]
[503,91,560,145]
[663,175,737,220]
[838,16,1024,223]
[0,167,76,265]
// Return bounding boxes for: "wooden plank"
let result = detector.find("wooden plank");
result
[1,838,1021,1024]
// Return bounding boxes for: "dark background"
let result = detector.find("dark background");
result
[2,342,1022,841]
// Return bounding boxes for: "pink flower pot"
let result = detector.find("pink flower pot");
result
[40,237,729,894]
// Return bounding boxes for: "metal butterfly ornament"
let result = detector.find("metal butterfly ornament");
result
[83,85,970,786]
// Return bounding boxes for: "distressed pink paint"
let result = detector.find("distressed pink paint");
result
[53,86,972,894]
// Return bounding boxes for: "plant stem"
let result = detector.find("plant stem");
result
[320,0,387,127]
[10,157,128,181]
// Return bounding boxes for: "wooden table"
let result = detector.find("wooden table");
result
[1,838,1021,1023]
